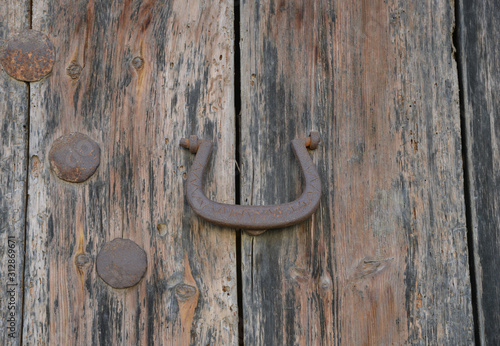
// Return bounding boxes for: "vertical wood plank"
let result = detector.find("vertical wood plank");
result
[458,0,500,344]
[23,0,238,344]
[0,1,30,345]
[240,0,473,344]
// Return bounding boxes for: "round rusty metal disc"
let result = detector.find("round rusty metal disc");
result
[96,238,147,289]
[0,30,55,82]
[49,132,100,183]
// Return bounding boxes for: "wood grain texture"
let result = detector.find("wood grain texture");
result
[239,0,473,344]
[458,0,500,344]
[0,1,30,345]
[23,0,238,344]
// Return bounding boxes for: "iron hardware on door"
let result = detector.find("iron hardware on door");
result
[180,131,321,232]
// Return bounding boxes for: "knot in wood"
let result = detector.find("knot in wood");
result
[175,283,197,300]
[66,60,82,79]
[131,56,144,70]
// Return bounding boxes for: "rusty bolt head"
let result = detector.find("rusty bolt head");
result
[49,132,100,183]
[131,56,144,70]
[96,238,147,289]
[66,60,82,79]
[0,30,55,82]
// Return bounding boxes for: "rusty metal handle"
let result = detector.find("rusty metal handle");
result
[180,131,321,232]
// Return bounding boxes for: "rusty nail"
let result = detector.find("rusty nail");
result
[179,135,199,154]
[66,60,82,79]
[96,238,147,289]
[179,138,190,149]
[0,30,55,82]
[49,132,100,183]
[131,56,144,70]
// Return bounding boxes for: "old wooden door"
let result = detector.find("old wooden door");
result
[1,0,499,345]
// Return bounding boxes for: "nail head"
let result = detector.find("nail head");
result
[49,132,101,183]
[96,238,147,289]
[0,30,55,81]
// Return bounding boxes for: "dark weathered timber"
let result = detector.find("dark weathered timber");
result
[24,0,238,344]
[0,1,30,345]
[181,133,321,230]
[240,0,473,344]
[458,0,500,344]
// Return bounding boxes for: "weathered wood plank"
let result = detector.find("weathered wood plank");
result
[0,1,30,345]
[23,0,238,344]
[239,0,473,344]
[458,0,500,344]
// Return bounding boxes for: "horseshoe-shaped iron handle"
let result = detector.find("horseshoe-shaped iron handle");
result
[180,131,321,233]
